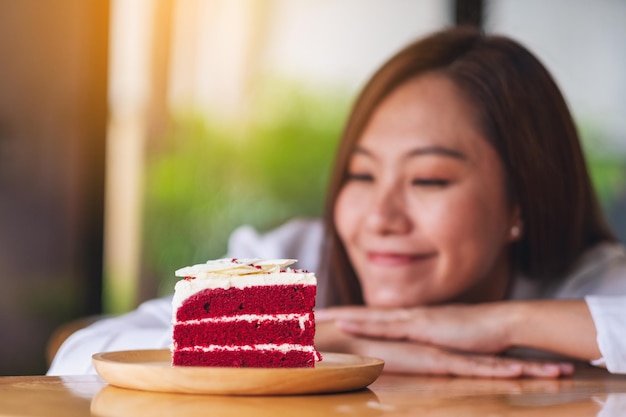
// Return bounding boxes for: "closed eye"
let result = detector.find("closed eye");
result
[346,173,374,182]
[412,178,450,187]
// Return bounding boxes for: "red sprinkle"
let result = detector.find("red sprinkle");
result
[184,276,195,281]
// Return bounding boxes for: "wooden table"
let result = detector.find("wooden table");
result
[1,366,626,416]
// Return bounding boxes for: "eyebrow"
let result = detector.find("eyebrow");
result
[354,145,467,161]
[407,146,466,160]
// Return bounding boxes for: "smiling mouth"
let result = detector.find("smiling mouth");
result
[366,252,437,266]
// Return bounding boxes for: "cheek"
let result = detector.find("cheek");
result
[333,185,361,242]
[431,193,507,267]
[416,188,510,254]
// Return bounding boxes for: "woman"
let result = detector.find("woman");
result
[315,26,626,377]
[47,27,626,377]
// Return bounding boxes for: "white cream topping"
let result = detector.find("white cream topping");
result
[175,258,298,277]
[172,258,316,311]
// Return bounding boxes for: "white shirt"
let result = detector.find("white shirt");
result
[47,218,626,375]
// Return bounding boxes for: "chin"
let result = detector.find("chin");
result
[361,277,430,307]
[364,291,421,308]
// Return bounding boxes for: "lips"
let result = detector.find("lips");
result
[366,251,437,266]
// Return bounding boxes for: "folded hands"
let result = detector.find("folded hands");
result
[315,300,598,378]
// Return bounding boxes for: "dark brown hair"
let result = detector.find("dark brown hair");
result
[323,26,615,306]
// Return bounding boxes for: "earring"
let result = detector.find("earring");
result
[510,224,522,240]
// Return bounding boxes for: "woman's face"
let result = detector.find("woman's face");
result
[334,73,518,307]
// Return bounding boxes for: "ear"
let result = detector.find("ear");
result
[508,205,523,242]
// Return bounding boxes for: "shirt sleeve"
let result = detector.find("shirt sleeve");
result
[46,296,173,375]
[586,295,626,374]
[552,243,626,298]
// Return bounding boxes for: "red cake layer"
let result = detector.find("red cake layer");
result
[173,314,314,347]
[175,285,316,321]
[172,349,318,368]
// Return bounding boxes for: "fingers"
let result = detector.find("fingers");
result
[334,317,414,341]
[315,306,411,322]
[445,355,525,378]
[444,355,573,379]
[318,306,491,350]
[392,353,574,379]
[313,308,340,323]
[386,348,526,378]
[316,307,419,341]
[353,338,573,379]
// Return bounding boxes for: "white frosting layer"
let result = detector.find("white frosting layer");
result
[174,313,312,330]
[172,258,316,311]
[176,344,319,354]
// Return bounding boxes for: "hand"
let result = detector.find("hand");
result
[317,300,600,363]
[315,320,574,379]
[316,307,574,378]
[317,304,513,353]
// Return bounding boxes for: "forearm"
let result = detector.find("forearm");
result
[47,296,173,375]
[47,326,172,375]
[502,300,601,361]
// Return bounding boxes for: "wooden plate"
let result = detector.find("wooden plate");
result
[92,349,384,395]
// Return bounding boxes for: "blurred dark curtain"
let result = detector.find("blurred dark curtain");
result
[0,0,108,375]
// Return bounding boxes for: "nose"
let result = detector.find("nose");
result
[365,181,412,235]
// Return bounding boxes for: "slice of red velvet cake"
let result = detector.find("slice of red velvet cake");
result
[171,258,321,368]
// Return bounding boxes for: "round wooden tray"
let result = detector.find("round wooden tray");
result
[93,349,384,395]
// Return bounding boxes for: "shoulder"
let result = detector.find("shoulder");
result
[226,218,324,271]
[553,242,626,297]
[512,242,626,299]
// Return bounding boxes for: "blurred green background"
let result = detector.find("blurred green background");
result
[142,83,351,296]
[141,81,626,299]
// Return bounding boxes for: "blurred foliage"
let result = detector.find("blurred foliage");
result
[578,121,626,211]
[143,83,351,294]
[587,158,625,208]
[579,121,626,243]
